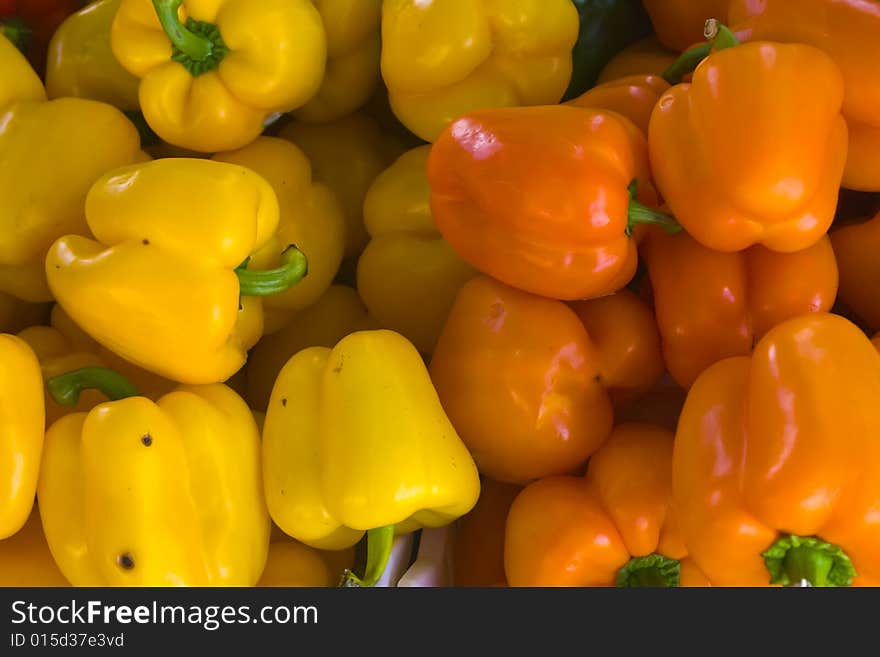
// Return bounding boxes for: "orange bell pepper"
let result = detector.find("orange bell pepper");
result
[569,288,663,408]
[504,423,708,587]
[453,477,521,587]
[427,105,676,301]
[430,277,662,484]
[831,211,880,330]
[642,230,839,388]
[674,313,880,586]
[597,37,677,84]
[649,40,847,253]
[729,0,880,191]
[642,0,729,52]
[567,74,668,136]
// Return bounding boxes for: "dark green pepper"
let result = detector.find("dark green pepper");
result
[562,0,653,101]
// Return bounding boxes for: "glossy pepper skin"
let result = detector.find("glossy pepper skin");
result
[358,146,474,355]
[453,478,521,587]
[504,423,697,587]
[263,330,480,551]
[0,0,82,75]
[562,0,652,100]
[111,0,326,152]
[0,508,69,587]
[46,0,141,111]
[245,285,377,412]
[597,36,677,84]
[675,314,880,586]
[649,41,847,254]
[213,137,345,332]
[642,230,839,388]
[380,0,579,142]
[567,74,669,136]
[279,113,403,258]
[46,158,287,385]
[40,380,269,586]
[0,35,143,303]
[294,0,381,123]
[428,105,660,301]
[729,0,880,191]
[642,0,729,53]
[430,277,662,485]
[831,211,880,330]
[0,334,45,540]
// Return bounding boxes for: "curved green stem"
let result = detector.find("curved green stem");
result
[762,535,857,587]
[661,19,741,85]
[236,245,308,297]
[340,526,395,588]
[2,17,31,54]
[151,0,228,76]
[47,367,140,407]
[662,44,710,86]
[627,200,681,236]
[617,554,680,587]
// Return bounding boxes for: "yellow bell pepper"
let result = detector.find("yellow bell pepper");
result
[111,0,326,152]
[0,334,45,540]
[0,508,70,587]
[38,368,269,586]
[246,285,377,412]
[358,146,474,355]
[46,158,309,385]
[45,0,141,111]
[257,540,355,587]
[279,112,404,258]
[263,329,480,586]
[294,0,381,123]
[213,137,345,333]
[0,34,144,303]
[380,0,580,142]
[0,294,50,334]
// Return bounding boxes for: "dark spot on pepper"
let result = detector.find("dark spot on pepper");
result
[55,265,60,269]
[281,398,287,407]
[141,434,152,447]
[594,375,603,384]
[117,553,135,570]
[142,238,150,245]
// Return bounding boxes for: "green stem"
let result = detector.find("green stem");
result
[762,534,857,587]
[661,19,741,85]
[662,44,710,86]
[2,17,31,54]
[47,367,140,407]
[627,200,681,236]
[617,554,680,587]
[236,245,308,297]
[340,526,395,588]
[151,0,228,76]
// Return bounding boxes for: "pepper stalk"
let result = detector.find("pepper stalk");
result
[662,19,741,86]
[47,367,140,407]
[339,526,395,588]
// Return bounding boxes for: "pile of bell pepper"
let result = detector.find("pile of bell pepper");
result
[2,0,880,589]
